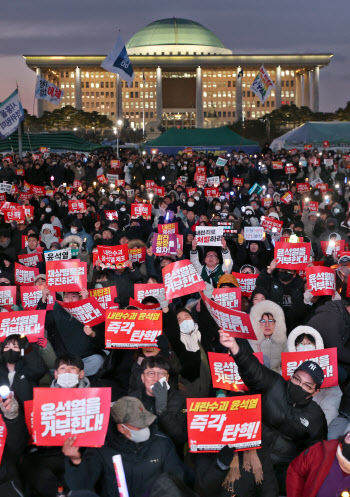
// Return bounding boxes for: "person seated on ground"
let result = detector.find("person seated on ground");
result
[190,237,233,287]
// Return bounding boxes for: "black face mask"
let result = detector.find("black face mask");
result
[342,442,350,462]
[328,225,336,231]
[288,381,312,405]
[2,350,21,364]
[279,271,294,283]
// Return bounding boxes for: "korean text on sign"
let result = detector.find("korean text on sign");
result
[89,287,118,310]
[187,395,261,452]
[105,309,162,348]
[212,288,241,311]
[0,310,46,342]
[208,352,264,392]
[57,297,105,326]
[134,283,165,303]
[195,226,223,246]
[306,267,335,296]
[231,273,258,296]
[15,263,39,286]
[21,286,56,311]
[275,242,310,270]
[46,261,87,292]
[162,260,206,300]
[0,286,16,310]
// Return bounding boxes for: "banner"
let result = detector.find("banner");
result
[0,310,46,342]
[306,267,336,296]
[105,210,118,221]
[68,199,87,214]
[281,348,338,388]
[0,89,25,139]
[285,165,297,174]
[18,252,42,267]
[128,247,146,264]
[261,197,273,208]
[110,159,120,169]
[46,260,87,292]
[35,76,64,105]
[201,291,257,340]
[186,187,197,196]
[89,287,118,310]
[97,174,108,184]
[30,185,46,196]
[158,223,178,235]
[281,191,293,204]
[187,395,261,452]
[163,260,205,300]
[101,33,134,86]
[44,247,72,263]
[57,297,105,326]
[152,233,178,256]
[128,298,160,310]
[260,216,283,234]
[250,65,275,103]
[15,263,39,286]
[208,352,264,391]
[216,157,228,167]
[134,283,165,303]
[0,286,16,310]
[21,285,56,311]
[275,242,310,270]
[97,244,129,268]
[105,309,162,348]
[195,226,223,246]
[131,203,152,220]
[207,176,220,187]
[212,288,241,310]
[0,417,7,465]
[243,227,264,241]
[33,387,111,446]
[303,200,319,212]
[231,272,258,296]
[320,240,345,257]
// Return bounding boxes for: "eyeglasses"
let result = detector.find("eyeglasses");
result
[206,254,218,259]
[259,319,275,324]
[143,370,168,379]
[291,374,316,393]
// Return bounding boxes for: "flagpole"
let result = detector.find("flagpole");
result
[142,71,145,138]
[16,82,23,159]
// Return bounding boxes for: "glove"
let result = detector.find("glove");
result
[203,282,214,299]
[156,334,170,357]
[0,395,19,420]
[217,445,236,468]
[152,380,168,415]
[303,289,314,305]
[157,288,169,310]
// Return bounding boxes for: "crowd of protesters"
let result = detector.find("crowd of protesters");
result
[1,145,350,496]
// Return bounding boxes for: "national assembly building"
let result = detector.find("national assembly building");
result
[24,17,332,130]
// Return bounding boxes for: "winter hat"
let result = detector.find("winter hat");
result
[34,274,46,284]
[249,286,269,304]
[250,299,286,342]
[41,198,49,205]
[111,396,156,428]
[243,206,255,216]
[295,360,324,387]
[71,219,83,231]
[217,274,240,288]
[268,212,279,220]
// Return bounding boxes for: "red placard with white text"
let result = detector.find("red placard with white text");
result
[89,287,118,310]
[231,273,258,296]
[296,183,310,193]
[232,177,244,186]
[110,160,120,169]
[128,247,146,264]
[186,187,197,196]
[212,287,241,310]
[3,208,25,224]
[97,174,108,184]
[204,187,219,198]
[201,291,257,340]
[281,191,293,204]
[285,165,297,174]
[46,260,87,291]
[24,400,34,444]
[0,417,7,464]
[187,395,261,452]
[320,240,345,257]
[261,197,273,208]
[208,352,264,391]
[272,161,283,170]
[15,263,39,286]
[30,185,46,196]
[134,283,165,303]
[18,252,43,268]
[275,242,310,269]
[303,200,319,212]
[146,180,156,189]
[68,199,87,213]
[33,387,111,447]
[97,244,129,268]
[323,140,330,148]
[306,267,335,296]
[21,285,56,311]
[105,210,118,221]
[0,310,46,342]
[158,223,178,235]
[281,348,338,388]
[131,203,152,220]
[163,259,205,300]
[0,286,16,310]
[105,309,162,348]
[260,216,283,234]
[57,297,105,326]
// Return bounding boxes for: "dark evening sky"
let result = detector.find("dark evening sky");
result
[1,0,349,113]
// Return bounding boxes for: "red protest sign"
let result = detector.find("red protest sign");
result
[285,165,297,174]
[186,187,197,196]
[128,247,146,264]
[97,244,129,268]
[89,287,118,310]
[73,180,82,189]
[97,174,108,184]
[316,183,328,192]
[281,191,293,204]
[15,263,39,286]
[304,144,312,151]
[0,310,46,342]
[33,387,111,447]
[261,197,273,208]
[231,273,258,296]
[134,283,165,303]
[195,174,207,186]
[152,233,178,256]
[163,260,205,300]
[204,188,219,198]
[0,417,7,464]
[187,395,261,452]
[105,210,118,221]
[131,203,152,220]
[196,166,206,175]
[201,291,257,340]
[275,242,310,270]
[18,252,43,268]
[153,185,165,196]
[3,208,25,224]
[21,285,56,311]
[232,177,244,186]
[23,205,34,220]
[158,223,178,235]
[302,200,319,212]
[24,400,35,444]
[320,240,345,257]
[46,260,87,292]
[260,216,283,234]
[272,161,284,170]
[306,267,336,296]
[146,180,156,189]
[208,352,264,391]
[296,183,310,193]
[57,297,105,326]
[281,348,338,388]
[110,159,120,169]
[18,192,33,202]
[105,309,162,348]
[68,199,87,213]
[0,286,16,310]
[30,185,46,196]
[212,287,241,310]
[323,140,330,148]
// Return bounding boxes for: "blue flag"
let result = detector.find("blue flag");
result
[0,89,24,140]
[101,34,134,87]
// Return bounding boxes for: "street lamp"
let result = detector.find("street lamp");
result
[116,119,123,160]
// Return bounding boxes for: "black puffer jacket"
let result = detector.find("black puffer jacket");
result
[65,428,185,497]
[255,269,304,313]
[232,345,327,465]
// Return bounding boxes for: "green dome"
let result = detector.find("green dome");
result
[126,18,225,49]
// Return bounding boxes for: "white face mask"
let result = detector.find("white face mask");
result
[122,424,150,443]
[179,319,195,334]
[120,207,126,212]
[71,228,78,234]
[57,372,80,388]
[146,165,151,169]
[194,196,200,201]
[188,201,194,207]
[45,207,52,213]
[215,205,221,211]
[296,344,316,352]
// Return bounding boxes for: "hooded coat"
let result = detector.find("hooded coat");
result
[287,325,342,425]
[40,223,59,249]
[249,300,287,372]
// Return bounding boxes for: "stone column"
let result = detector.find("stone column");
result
[304,71,311,108]
[116,74,123,122]
[235,66,243,122]
[156,67,163,126]
[312,66,320,112]
[295,74,302,107]
[275,65,282,109]
[36,67,44,117]
[196,66,203,128]
[75,66,82,110]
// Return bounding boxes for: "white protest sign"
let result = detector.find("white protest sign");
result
[0,183,12,194]
[195,226,223,246]
[44,248,72,263]
[207,176,220,187]
[244,227,264,241]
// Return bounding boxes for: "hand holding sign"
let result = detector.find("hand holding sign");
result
[62,437,82,465]
[219,329,239,355]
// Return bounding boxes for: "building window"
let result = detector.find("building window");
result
[111,92,114,98]
[218,111,221,117]
[247,91,250,97]
[266,101,270,107]
[228,111,231,117]
[105,82,109,88]
[65,72,69,78]
[101,82,104,88]
[61,72,64,78]
[291,80,294,87]
[110,82,114,88]
[282,81,284,87]
[257,101,260,107]
[286,80,289,87]
[242,91,245,97]
[271,101,275,107]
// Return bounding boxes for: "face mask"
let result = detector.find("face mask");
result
[179,319,195,334]
[45,207,52,213]
[314,191,320,196]
[122,424,150,443]
[279,271,294,283]
[57,372,80,388]
[2,350,21,364]
[288,380,312,405]
[120,207,126,212]
[71,228,78,234]
[183,166,187,170]
[215,205,221,211]
[194,196,200,201]
[0,240,10,248]
[70,247,79,257]
[146,165,151,169]
[296,344,316,352]
[188,202,194,207]
[342,442,350,462]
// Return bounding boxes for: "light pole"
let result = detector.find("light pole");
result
[116,119,123,159]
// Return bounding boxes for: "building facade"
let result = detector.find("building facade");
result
[24,18,332,129]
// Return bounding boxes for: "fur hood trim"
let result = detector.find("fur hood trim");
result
[287,325,324,351]
[128,239,147,249]
[61,235,83,247]
[250,299,286,343]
